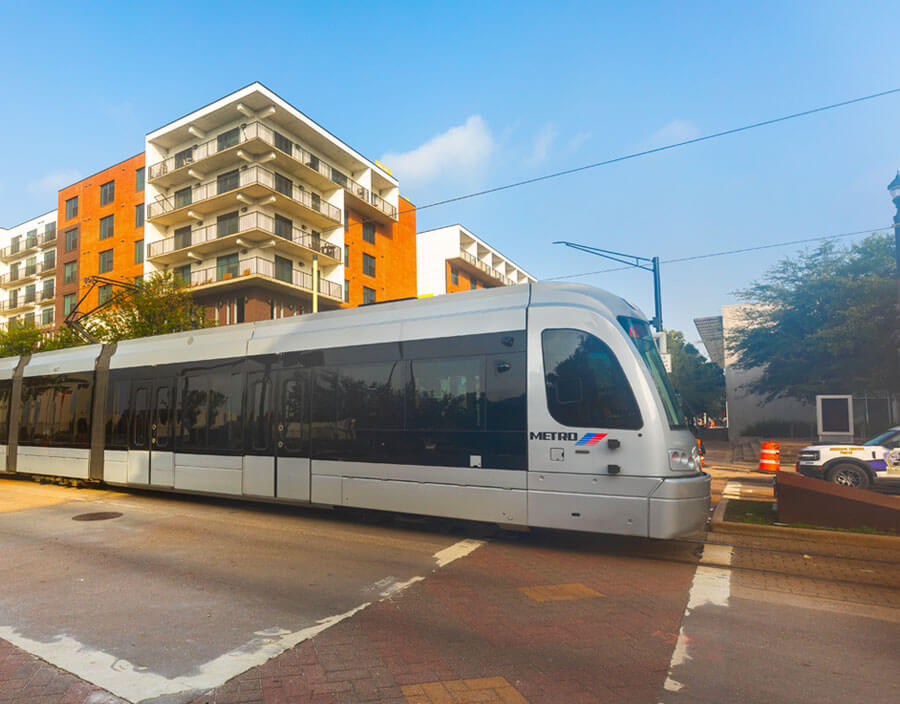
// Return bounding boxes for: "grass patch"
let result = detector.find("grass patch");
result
[724,499,777,525]
[724,499,898,536]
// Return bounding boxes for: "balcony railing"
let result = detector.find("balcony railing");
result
[188,256,343,299]
[146,165,342,222]
[0,230,57,260]
[147,210,341,261]
[148,121,398,219]
[459,251,516,286]
[0,259,57,286]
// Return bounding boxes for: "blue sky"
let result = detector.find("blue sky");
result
[1,0,898,346]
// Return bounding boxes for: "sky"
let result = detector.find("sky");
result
[1,0,898,350]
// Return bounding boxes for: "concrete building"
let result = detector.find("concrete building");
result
[0,211,57,328]
[697,304,813,440]
[416,224,535,297]
[144,83,412,324]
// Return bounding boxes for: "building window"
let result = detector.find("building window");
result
[363,286,376,305]
[362,222,375,244]
[99,214,114,240]
[135,203,144,228]
[274,172,293,197]
[26,229,38,247]
[24,312,34,327]
[451,268,459,285]
[362,253,376,277]
[275,255,292,284]
[216,211,239,238]
[43,251,55,269]
[42,308,54,326]
[100,180,115,206]
[216,253,239,280]
[217,127,240,152]
[63,293,77,316]
[217,169,239,194]
[174,225,192,250]
[470,278,477,290]
[25,284,36,304]
[98,284,112,304]
[64,261,77,284]
[134,239,144,264]
[174,186,192,209]
[344,244,349,266]
[65,228,78,251]
[42,279,54,300]
[274,214,292,239]
[65,196,78,219]
[44,222,56,239]
[175,264,191,284]
[273,130,292,155]
[174,147,193,169]
[344,279,350,302]
[135,167,145,192]
[99,248,114,274]
[8,291,17,308]
[25,257,36,276]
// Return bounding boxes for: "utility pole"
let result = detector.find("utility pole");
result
[553,241,664,331]
[889,172,900,306]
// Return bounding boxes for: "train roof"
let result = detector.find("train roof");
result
[21,283,648,372]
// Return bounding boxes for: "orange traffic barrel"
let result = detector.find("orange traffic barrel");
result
[759,441,780,472]
[696,438,705,468]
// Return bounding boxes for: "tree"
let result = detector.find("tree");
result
[85,271,213,343]
[666,330,726,416]
[730,232,899,402]
[0,321,83,358]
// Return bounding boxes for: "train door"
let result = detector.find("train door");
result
[128,377,175,487]
[243,368,310,501]
[274,368,310,501]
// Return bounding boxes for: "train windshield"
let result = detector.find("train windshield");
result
[618,317,686,429]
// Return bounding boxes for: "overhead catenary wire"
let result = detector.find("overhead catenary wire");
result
[543,225,891,281]
[356,86,900,231]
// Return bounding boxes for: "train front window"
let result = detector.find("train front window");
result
[618,317,686,429]
[542,329,642,429]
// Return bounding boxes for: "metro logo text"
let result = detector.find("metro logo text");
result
[530,431,579,441]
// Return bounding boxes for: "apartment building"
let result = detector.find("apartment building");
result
[416,224,535,297]
[0,211,57,328]
[55,154,147,324]
[144,83,409,324]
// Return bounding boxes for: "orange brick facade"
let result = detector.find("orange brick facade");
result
[445,260,486,294]
[344,196,417,307]
[56,153,146,323]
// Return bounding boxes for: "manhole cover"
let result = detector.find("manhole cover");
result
[72,512,123,522]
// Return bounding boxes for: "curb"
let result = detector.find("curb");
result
[710,497,900,550]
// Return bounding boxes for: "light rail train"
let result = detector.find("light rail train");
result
[0,283,709,538]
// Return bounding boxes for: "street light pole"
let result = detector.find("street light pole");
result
[890,172,900,306]
[553,241,664,331]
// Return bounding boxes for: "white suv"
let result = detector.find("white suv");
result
[796,427,900,490]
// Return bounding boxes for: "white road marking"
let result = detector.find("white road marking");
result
[0,537,486,703]
[661,544,732,698]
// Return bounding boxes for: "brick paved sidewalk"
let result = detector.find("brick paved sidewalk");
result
[182,536,696,704]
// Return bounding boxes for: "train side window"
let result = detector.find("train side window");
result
[409,357,484,431]
[180,375,209,450]
[339,362,405,431]
[72,376,93,447]
[207,370,243,451]
[542,329,642,430]
[133,386,149,447]
[486,352,526,431]
[310,368,338,442]
[0,380,11,441]
[106,378,131,449]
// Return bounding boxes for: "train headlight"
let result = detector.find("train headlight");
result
[669,446,700,472]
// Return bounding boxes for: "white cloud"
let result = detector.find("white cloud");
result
[526,124,557,166]
[28,168,82,195]
[380,115,495,187]
[637,120,701,151]
[565,131,592,154]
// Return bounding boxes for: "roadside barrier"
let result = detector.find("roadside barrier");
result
[759,441,781,472]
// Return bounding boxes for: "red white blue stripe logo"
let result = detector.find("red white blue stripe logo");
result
[575,433,607,446]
